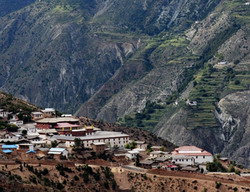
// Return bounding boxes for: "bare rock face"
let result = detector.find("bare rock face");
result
[217,91,250,167]
[155,108,224,154]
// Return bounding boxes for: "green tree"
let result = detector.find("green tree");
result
[135,154,140,167]
[22,130,27,136]
[51,141,58,148]
[6,124,18,132]
[74,138,82,148]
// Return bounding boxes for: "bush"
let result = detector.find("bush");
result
[228,165,235,172]
[234,60,240,64]
[44,178,51,186]
[93,171,100,181]
[42,168,49,175]
[74,175,79,181]
[215,181,222,189]
[6,124,18,132]
[234,80,240,85]
[206,158,227,172]
[82,165,93,175]
[56,183,64,190]
[104,181,109,189]
[82,173,89,183]
[59,170,65,177]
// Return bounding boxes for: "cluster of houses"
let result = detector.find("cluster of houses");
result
[0,107,215,173]
[120,144,213,172]
[0,108,130,160]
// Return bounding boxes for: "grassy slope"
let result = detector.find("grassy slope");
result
[0,91,39,113]
[119,0,250,131]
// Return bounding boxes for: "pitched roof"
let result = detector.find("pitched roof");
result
[172,146,212,156]
[174,146,203,151]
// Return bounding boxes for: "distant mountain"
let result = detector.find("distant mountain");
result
[0,0,220,113]
[1,0,250,167]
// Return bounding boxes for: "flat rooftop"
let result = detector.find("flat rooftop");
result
[53,131,129,141]
[36,117,79,124]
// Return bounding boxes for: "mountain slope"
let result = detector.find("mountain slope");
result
[0,0,220,113]
[80,0,250,167]
[1,0,250,167]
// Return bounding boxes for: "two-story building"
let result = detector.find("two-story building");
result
[52,131,130,149]
[171,146,213,165]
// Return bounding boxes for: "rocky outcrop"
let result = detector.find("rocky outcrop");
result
[217,91,250,167]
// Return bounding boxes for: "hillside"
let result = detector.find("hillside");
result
[0,91,39,113]
[0,0,250,167]
[81,0,250,167]
[1,162,250,192]
[0,0,220,113]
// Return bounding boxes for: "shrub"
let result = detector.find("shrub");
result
[233,187,238,191]
[234,80,240,85]
[93,171,100,181]
[82,172,89,183]
[56,183,64,190]
[234,60,240,64]
[215,181,222,189]
[59,170,65,177]
[42,168,49,175]
[44,177,51,186]
[74,175,79,181]
[104,181,109,189]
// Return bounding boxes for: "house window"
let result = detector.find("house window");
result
[203,156,205,159]
[196,156,198,159]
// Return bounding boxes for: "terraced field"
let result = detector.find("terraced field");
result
[187,61,250,129]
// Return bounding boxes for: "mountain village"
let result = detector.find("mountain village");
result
[0,107,243,176]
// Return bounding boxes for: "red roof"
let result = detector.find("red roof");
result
[55,123,80,128]
[175,146,203,151]
[172,146,212,156]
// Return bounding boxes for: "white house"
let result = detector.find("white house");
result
[171,146,213,165]
[150,151,170,158]
[135,141,147,150]
[0,109,10,118]
[172,155,195,165]
[125,150,139,160]
[52,131,130,149]
[48,148,68,158]
[31,112,43,120]
[41,108,56,117]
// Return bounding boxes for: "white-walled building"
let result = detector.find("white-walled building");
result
[172,155,195,165]
[51,131,130,149]
[171,146,213,165]
[48,148,68,158]
[125,150,139,160]
[31,112,43,120]
[41,108,56,117]
[0,109,10,118]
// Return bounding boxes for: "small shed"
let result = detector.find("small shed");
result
[139,160,155,169]
[91,142,106,154]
